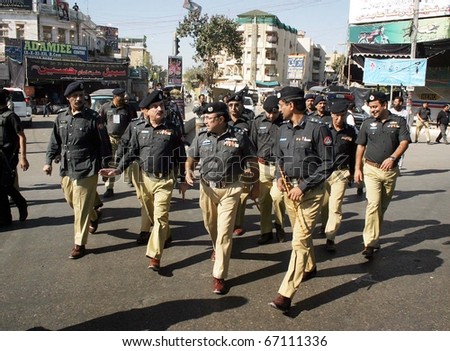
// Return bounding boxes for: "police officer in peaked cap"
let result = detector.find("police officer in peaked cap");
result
[250,95,287,245]
[185,101,259,295]
[99,89,187,272]
[269,86,334,312]
[43,81,112,259]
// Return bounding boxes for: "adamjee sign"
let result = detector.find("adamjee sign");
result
[27,57,127,81]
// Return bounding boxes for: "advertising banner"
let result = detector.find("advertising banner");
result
[97,26,119,53]
[287,55,305,80]
[349,0,450,24]
[56,0,70,21]
[27,57,128,81]
[349,17,450,44]
[23,40,88,61]
[0,0,32,10]
[168,56,182,85]
[363,58,427,86]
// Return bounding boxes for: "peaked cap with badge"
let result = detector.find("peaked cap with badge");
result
[366,91,388,103]
[64,81,85,97]
[139,90,164,109]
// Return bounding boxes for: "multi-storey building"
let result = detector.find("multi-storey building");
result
[214,9,328,92]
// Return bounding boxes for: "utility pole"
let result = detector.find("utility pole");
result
[406,0,420,128]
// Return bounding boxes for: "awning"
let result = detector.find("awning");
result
[256,80,280,87]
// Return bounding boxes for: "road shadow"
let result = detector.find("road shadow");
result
[45,296,247,330]
[400,169,449,177]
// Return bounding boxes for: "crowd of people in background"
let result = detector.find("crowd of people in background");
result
[1,81,449,313]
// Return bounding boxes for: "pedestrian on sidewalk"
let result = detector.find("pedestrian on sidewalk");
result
[435,104,449,144]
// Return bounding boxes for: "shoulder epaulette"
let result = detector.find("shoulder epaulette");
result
[307,116,322,124]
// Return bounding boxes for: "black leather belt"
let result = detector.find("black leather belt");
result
[201,178,228,189]
[258,157,276,165]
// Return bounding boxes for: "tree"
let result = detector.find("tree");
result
[183,66,205,92]
[177,10,243,91]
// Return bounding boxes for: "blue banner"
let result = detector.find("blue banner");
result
[363,58,427,86]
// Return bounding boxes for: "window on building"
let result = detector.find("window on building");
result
[43,26,52,41]
[16,24,25,39]
[0,23,8,38]
[69,30,76,44]
[57,28,66,43]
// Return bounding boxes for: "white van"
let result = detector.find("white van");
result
[3,87,32,127]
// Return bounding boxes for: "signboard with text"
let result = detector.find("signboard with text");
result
[287,55,305,80]
[168,56,182,85]
[27,57,128,81]
[363,58,427,86]
[0,0,32,10]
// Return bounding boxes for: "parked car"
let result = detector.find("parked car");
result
[243,96,255,112]
[90,88,114,112]
[3,87,32,127]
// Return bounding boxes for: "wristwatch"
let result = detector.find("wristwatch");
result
[389,155,396,161]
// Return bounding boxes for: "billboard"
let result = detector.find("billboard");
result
[56,0,70,21]
[349,0,450,24]
[349,17,450,44]
[363,58,427,86]
[27,57,128,81]
[0,0,32,10]
[287,55,305,80]
[168,56,182,85]
[97,26,119,53]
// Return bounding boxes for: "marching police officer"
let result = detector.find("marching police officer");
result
[355,91,410,258]
[269,87,334,312]
[226,90,255,236]
[304,93,316,115]
[313,95,331,121]
[185,102,259,295]
[98,88,137,198]
[250,95,287,245]
[319,101,357,252]
[0,89,29,226]
[43,81,111,259]
[100,90,187,271]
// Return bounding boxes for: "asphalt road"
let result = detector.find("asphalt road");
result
[1,113,449,331]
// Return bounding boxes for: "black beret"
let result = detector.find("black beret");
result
[227,92,243,103]
[314,95,326,105]
[112,88,126,96]
[305,93,316,100]
[0,89,9,104]
[139,90,164,108]
[366,91,387,103]
[64,81,85,97]
[276,87,304,101]
[330,100,348,114]
[263,95,279,113]
[203,102,228,115]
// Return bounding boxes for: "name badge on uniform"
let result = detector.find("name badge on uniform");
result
[113,114,121,124]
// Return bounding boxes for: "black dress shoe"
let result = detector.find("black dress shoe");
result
[274,223,286,242]
[18,203,28,222]
[302,266,317,282]
[103,189,114,198]
[88,218,98,233]
[362,245,379,258]
[325,239,336,252]
[136,231,150,245]
[257,232,273,245]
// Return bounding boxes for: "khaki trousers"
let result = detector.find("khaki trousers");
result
[321,169,350,241]
[199,181,243,279]
[61,175,98,246]
[130,163,152,232]
[362,163,399,247]
[105,135,121,190]
[141,172,174,260]
[258,162,285,233]
[279,184,324,299]
[415,120,430,142]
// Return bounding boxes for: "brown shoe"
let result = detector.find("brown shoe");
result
[269,294,291,312]
[148,258,160,271]
[233,226,245,236]
[69,245,85,259]
[213,277,226,294]
[88,218,98,234]
[362,245,379,259]
[302,266,317,282]
[210,250,216,261]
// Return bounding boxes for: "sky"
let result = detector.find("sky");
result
[80,0,350,68]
